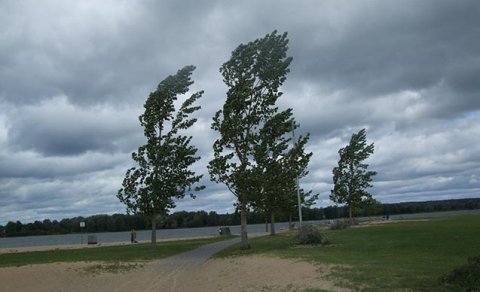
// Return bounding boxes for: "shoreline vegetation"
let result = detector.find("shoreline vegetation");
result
[1,197,479,238]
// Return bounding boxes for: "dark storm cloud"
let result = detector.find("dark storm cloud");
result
[292,1,480,93]
[5,97,143,156]
[0,1,219,106]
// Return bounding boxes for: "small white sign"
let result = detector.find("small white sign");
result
[80,221,85,228]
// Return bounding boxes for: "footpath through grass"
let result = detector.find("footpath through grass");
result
[0,235,235,268]
[217,215,480,291]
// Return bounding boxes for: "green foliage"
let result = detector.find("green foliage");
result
[355,197,383,217]
[439,255,480,290]
[296,224,329,245]
[209,30,292,199]
[252,111,317,235]
[208,30,293,248]
[330,128,377,219]
[118,65,204,244]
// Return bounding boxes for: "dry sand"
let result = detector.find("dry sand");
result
[0,255,348,292]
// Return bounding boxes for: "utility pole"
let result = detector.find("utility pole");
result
[292,121,303,228]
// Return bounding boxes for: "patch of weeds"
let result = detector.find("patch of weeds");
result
[82,261,144,275]
[295,224,329,245]
[439,255,480,291]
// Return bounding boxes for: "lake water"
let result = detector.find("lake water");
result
[0,221,292,249]
[1,209,479,249]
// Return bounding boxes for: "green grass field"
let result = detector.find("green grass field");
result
[217,216,480,291]
[0,236,233,268]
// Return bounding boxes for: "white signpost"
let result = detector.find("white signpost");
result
[80,221,85,244]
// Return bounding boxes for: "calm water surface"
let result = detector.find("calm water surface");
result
[1,209,479,249]
[0,222,292,249]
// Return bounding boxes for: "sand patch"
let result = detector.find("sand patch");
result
[0,255,349,291]
[179,255,350,292]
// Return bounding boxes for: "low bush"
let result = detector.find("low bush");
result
[439,255,480,291]
[295,224,329,245]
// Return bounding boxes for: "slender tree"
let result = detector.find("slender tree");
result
[330,128,377,221]
[208,31,292,248]
[118,66,204,245]
[252,114,315,235]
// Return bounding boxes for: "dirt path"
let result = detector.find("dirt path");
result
[136,238,240,291]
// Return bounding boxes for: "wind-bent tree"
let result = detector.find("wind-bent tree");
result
[208,31,292,248]
[118,66,204,245]
[330,128,377,221]
[252,113,315,235]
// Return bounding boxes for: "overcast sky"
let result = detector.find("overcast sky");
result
[1,0,479,225]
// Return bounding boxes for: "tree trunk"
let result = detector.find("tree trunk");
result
[270,211,276,236]
[348,205,353,223]
[239,199,250,249]
[289,214,293,230]
[151,213,157,245]
[265,216,268,232]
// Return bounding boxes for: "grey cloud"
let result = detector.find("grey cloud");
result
[289,0,480,118]
[0,1,216,106]
[0,167,127,223]
[6,97,143,156]
[1,0,480,224]
[0,150,128,179]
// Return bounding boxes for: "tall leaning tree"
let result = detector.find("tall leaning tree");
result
[330,128,377,221]
[208,31,292,248]
[118,66,204,245]
[252,112,315,235]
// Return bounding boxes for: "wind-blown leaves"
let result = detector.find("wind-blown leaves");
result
[330,128,377,220]
[117,66,204,244]
[208,31,293,248]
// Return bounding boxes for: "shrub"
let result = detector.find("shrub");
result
[439,255,480,291]
[295,224,329,245]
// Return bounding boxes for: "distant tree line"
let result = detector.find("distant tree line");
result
[1,198,479,238]
[320,198,480,219]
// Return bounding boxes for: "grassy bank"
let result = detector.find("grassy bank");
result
[0,235,234,268]
[217,216,480,291]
